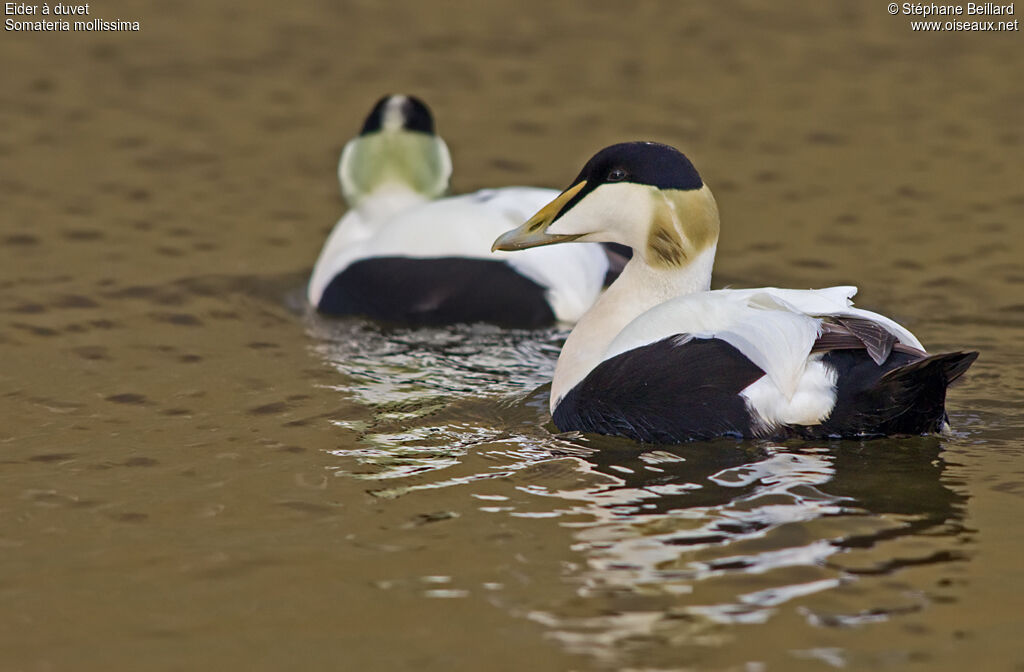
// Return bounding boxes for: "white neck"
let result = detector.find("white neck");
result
[550,244,717,411]
[352,183,432,222]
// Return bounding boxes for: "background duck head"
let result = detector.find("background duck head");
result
[338,94,453,208]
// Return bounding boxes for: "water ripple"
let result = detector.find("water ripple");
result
[310,315,973,668]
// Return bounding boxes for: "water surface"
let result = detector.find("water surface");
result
[1,2,1022,670]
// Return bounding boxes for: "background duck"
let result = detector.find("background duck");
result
[494,142,978,442]
[307,95,625,327]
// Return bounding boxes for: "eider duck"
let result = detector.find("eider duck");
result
[493,142,978,442]
[307,95,624,327]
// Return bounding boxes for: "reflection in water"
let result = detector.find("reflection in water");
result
[307,315,564,406]
[520,438,966,661]
[312,317,969,666]
[308,314,582,482]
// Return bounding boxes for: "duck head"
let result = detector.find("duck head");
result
[339,94,453,207]
[493,142,719,270]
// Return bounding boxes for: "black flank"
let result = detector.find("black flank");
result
[317,257,555,327]
[553,337,766,443]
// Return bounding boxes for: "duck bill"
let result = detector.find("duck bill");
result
[491,181,587,251]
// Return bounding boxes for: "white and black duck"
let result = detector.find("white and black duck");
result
[307,95,625,327]
[493,141,977,442]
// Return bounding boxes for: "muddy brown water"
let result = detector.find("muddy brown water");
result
[2,2,1023,670]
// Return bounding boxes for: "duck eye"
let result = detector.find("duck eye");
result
[607,168,628,182]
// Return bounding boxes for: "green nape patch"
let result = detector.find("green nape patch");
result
[342,132,449,200]
[646,215,687,267]
[646,187,719,268]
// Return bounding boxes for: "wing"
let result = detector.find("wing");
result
[603,287,927,396]
[813,317,925,365]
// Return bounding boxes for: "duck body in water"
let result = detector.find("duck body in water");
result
[308,95,623,327]
[494,142,977,442]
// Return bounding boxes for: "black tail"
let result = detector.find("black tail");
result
[881,350,978,388]
[870,350,978,435]
[814,350,978,438]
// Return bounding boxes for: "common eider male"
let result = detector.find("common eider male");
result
[493,141,978,442]
[307,95,625,327]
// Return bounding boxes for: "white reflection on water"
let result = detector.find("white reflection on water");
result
[515,445,853,654]
[308,316,564,406]
[310,316,590,485]
[509,441,961,661]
